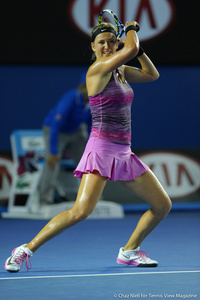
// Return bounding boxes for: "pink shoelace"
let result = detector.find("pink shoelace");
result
[137,250,150,261]
[13,251,32,271]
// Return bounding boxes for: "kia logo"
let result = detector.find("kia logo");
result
[139,152,200,198]
[68,0,175,42]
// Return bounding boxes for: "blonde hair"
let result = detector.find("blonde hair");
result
[91,22,117,61]
[91,22,117,40]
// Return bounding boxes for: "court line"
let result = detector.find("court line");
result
[1,270,200,280]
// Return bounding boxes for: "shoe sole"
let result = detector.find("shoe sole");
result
[117,258,158,267]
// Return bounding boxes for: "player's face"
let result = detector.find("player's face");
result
[91,32,118,59]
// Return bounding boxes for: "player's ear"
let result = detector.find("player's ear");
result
[91,42,95,52]
[116,40,119,49]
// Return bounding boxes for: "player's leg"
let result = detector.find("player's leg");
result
[5,172,107,272]
[27,172,107,252]
[117,169,171,267]
[121,169,171,249]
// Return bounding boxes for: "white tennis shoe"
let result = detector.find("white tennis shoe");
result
[5,244,33,272]
[117,247,158,267]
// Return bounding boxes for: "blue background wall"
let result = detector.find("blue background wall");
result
[1,65,199,151]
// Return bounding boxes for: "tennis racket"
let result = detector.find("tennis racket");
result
[98,9,139,38]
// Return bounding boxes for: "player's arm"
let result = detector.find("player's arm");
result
[122,49,160,83]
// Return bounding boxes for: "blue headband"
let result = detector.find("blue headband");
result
[91,27,117,42]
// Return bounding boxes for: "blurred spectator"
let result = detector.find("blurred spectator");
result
[39,73,91,205]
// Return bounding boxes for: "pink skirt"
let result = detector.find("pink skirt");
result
[74,137,149,181]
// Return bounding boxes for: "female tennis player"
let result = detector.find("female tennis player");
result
[5,20,171,272]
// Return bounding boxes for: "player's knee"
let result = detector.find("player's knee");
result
[70,207,91,224]
[166,197,172,214]
[153,195,172,219]
[159,196,172,218]
[77,209,90,222]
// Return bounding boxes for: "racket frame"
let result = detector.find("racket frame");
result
[98,9,126,38]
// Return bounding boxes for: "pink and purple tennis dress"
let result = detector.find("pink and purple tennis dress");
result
[74,70,148,181]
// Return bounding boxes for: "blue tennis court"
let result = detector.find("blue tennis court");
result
[0,210,199,299]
